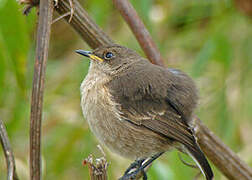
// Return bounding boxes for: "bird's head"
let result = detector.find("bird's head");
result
[76,44,143,75]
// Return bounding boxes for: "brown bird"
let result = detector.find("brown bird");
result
[76,44,213,180]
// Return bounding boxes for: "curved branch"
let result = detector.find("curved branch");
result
[0,119,19,180]
[193,116,252,180]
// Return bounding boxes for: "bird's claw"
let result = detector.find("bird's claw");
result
[119,152,164,180]
[119,169,147,180]
[124,159,145,175]
[54,0,58,7]
[119,159,147,180]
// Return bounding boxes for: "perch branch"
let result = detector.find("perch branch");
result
[29,0,53,179]
[112,0,165,66]
[0,119,19,180]
[193,116,252,180]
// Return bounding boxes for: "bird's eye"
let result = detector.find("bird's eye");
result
[104,52,114,59]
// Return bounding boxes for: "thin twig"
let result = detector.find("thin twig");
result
[29,0,53,180]
[52,12,71,24]
[178,153,198,169]
[112,0,165,66]
[0,119,19,180]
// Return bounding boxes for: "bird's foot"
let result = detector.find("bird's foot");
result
[124,159,146,175]
[119,152,164,180]
[54,0,58,7]
[119,158,147,180]
[119,166,147,180]
[119,171,147,180]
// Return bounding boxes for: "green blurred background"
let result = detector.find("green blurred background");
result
[0,0,252,179]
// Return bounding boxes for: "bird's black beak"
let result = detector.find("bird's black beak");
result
[75,50,104,62]
[75,50,92,58]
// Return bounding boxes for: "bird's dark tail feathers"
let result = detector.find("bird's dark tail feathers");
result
[185,143,214,180]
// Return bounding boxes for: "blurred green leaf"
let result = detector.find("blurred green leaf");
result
[149,160,174,179]
[192,38,215,77]
[0,0,34,91]
[87,0,113,27]
[131,0,153,26]
[213,34,233,69]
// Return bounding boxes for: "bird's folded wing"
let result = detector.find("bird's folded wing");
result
[120,100,196,149]
[106,62,198,150]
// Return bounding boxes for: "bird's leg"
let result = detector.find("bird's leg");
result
[119,152,164,180]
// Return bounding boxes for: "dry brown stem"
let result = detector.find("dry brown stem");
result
[193,116,252,180]
[29,0,53,180]
[0,119,19,180]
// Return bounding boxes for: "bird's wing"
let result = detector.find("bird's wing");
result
[106,62,197,148]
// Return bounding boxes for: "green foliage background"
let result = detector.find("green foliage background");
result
[0,0,252,179]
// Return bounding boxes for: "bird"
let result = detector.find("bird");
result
[76,44,214,180]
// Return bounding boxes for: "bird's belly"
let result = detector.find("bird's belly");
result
[81,86,172,159]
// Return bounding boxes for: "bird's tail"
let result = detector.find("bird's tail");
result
[185,143,214,180]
